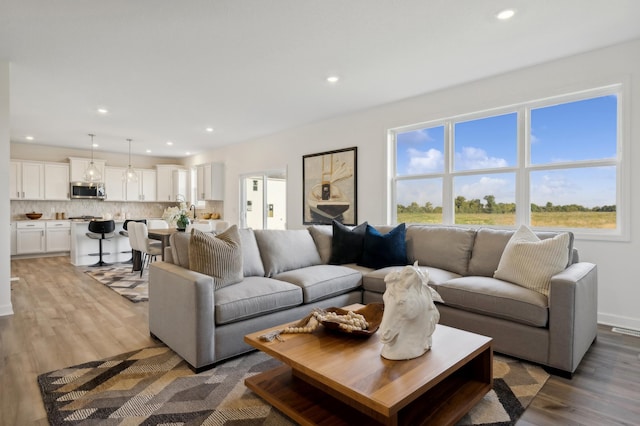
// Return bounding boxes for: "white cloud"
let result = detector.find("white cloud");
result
[457,176,511,201]
[407,148,444,174]
[455,147,508,170]
[404,128,434,143]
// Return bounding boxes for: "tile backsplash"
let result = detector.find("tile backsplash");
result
[11,200,224,222]
[11,200,166,221]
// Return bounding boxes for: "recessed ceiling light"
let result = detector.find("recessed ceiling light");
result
[166,141,173,146]
[93,143,99,148]
[496,9,515,20]
[205,127,214,133]
[25,136,34,141]
[185,151,191,156]
[327,75,340,84]
[146,149,152,153]
[97,108,109,114]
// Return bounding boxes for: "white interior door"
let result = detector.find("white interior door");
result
[240,170,286,229]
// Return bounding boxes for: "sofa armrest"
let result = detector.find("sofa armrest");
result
[548,262,598,373]
[149,262,216,369]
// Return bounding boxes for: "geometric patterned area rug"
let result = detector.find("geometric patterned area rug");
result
[83,263,148,303]
[37,346,549,426]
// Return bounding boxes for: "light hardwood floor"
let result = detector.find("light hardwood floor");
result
[1,256,640,425]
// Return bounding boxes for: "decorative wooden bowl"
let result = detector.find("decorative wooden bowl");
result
[321,303,384,336]
[25,212,43,220]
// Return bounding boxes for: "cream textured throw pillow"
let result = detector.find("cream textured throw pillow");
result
[189,225,243,290]
[494,225,569,296]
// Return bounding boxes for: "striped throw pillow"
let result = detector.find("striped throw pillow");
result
[189,225,243,290]
[493,225,569,297]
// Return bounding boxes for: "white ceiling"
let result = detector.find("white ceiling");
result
[2,1,640,158]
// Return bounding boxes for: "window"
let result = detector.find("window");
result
[391,87,622,237]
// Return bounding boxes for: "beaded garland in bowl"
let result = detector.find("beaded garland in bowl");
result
[321,303,384,336]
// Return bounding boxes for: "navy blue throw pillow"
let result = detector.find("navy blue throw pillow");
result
[359,223,407,269]
[329,220,368,264]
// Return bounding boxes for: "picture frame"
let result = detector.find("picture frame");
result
[303,147,357,225]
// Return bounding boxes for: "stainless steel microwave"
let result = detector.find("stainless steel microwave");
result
[70,182,106,199]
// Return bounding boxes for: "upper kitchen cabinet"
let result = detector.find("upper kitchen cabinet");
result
[10,160,45,200]
[196,162,224,201]
[126,168,157,202]
[44,162,70,200]
[104,166,127,201]
[69,157,106,183]
[156,165,188,202]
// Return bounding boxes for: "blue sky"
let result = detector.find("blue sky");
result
[395,95,617,208]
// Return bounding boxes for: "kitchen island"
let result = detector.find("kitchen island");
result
[70,220,133,266]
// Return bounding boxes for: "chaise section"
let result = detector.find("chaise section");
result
[437,276,549,327]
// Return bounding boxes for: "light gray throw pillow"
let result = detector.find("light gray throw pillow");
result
[494,225,569,296]
[189,225,243,290]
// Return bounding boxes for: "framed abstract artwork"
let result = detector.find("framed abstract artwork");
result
[303,147,357,225]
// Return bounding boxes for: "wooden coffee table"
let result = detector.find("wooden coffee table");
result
[244,304,493,426]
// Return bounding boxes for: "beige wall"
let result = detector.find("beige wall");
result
[192,39,640,331]
[1,61,12,316]
[10,142,181,169]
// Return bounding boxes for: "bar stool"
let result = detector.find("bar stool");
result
[86,220,116,267]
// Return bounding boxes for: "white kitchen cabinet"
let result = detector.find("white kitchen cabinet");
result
[104,166,126,201]
[16,221,46,254]
[44,162,70,200]
[156,165,188,202]
[196,162,225,201]
[126,168,156,201]
[46,221,71,252]
[10,160,45,200]
[69,157,106,183]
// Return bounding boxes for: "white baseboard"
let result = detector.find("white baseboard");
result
[0,303,14,317]
[598,312,640,332]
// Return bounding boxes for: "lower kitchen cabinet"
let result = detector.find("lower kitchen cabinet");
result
[16,221,46,254]
[14,220,72,255]
[46,221,71,252]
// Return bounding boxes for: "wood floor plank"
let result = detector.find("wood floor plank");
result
[1,256,640,425]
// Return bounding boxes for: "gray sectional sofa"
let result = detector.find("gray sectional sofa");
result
[148,224,598,376]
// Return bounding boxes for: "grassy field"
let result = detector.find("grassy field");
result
[397,211,616,229]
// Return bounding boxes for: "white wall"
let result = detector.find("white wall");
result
[190,39,640,330]
[1,60,13,316]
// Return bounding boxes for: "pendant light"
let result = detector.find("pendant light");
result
[123,138,138,183]
[84,133,102,182]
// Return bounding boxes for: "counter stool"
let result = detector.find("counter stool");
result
[86,220,116,267]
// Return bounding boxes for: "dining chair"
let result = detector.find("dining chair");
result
[186,221,214,233]
[120,219,147,263]
[147,219,169,229]
[129,222,162,277]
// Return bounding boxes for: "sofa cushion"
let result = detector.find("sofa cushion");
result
[308,225,333,264]
[169,231,191,269]
[214,276,303,325]
[359,223,407,269]
[254,229,322,277]
[494,225,570,296]
[189,226,243,290]
[468,227,575,277]
[329,220,367,265]
[362,266,461,294]
[238,228,265,277]
[406,225,475,276]
[438,276,549,327]
[274,264,362,303]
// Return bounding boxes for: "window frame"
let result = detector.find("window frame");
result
[389,84,627,241]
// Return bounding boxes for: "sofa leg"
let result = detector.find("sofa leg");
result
[543,366,574,379]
